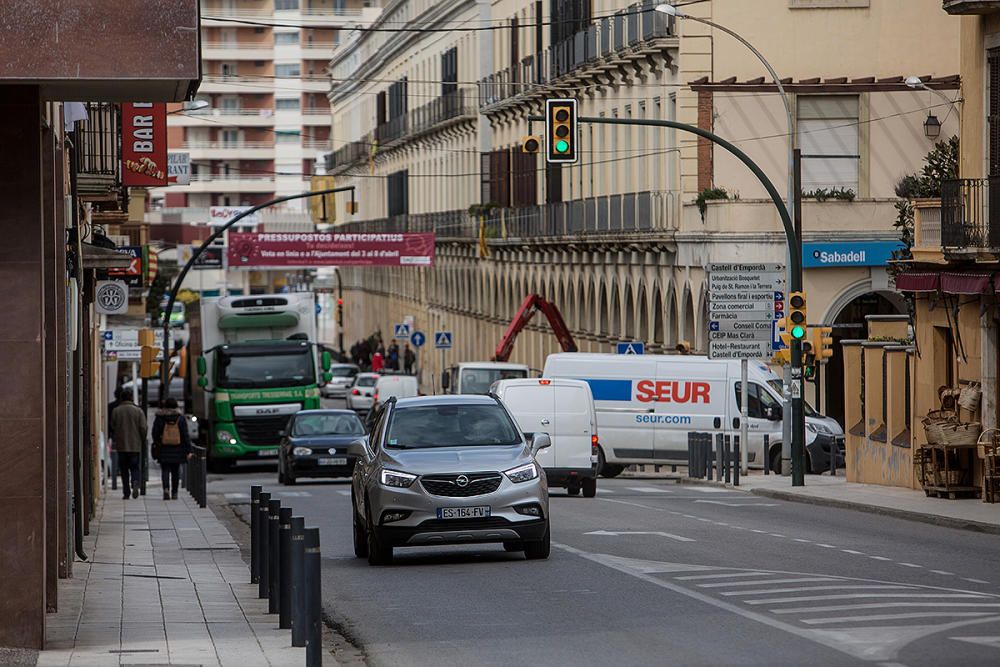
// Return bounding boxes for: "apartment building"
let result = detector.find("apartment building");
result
[327,0,959,423]
[156,0,382,213]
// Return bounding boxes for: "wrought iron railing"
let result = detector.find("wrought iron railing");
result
[941,178,1000,249]
[75,103,121,176]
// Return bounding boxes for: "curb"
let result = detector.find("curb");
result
[748,487,1000,536]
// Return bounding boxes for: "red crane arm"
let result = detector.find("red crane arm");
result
[494,294,578,362]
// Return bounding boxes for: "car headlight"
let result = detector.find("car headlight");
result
[380,469,417,488]
[293,446,312,456]
[505,462,539,484]
[806,422,832,435]
[216,430,233,442]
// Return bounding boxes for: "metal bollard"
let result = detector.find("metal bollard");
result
[268,499,281,614]
[257,492,271,599]
[724,435,731,485]
[733,438,740,487]
[714,434,722,482]
[250,486,261,584]
[290,517,306,648]
[304,527,322,667]
[830,440,837,476]
[279,507,293,630]
[764,434,770,475]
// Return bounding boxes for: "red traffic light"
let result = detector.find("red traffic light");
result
[337,298,343,306]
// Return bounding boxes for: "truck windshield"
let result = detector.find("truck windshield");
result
[459,368,528,394]
[216,350,315,388]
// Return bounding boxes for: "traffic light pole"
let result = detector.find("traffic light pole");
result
[160,186,357,403]
[527,113,806,485]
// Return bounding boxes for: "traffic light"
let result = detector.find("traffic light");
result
[521,135,541,154]
[545,98,578,164]
[814,326,834,362]
[787,291,807,340]
[139,328,160,379]
[336,297,344,323]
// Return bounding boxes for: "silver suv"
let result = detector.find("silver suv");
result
[349,395,551,565]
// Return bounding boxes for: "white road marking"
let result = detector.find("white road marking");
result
[745,593,990,605]
[897,562,922,568]
[336,489,351,496]
[687,486,734,493]
[773,602,1000,614]
[596,488,614,494]
[585,530,694,543]
[726,585,915,597]
[803,611,996,625]
[869,556,892,561]
[698,577,836,589]
[963,578,991,584]
[931,570,956,576]
[815,543,837,549]
[694,500,779,507]
[273,491,311,497]
[949,636,1000,649]
[627,486,673,494]
[840,549,865,555]
[676,572,776,581]
[224,493,249,500]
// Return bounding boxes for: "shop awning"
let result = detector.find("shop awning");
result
[895,272,941,292]
[941,272,992,295]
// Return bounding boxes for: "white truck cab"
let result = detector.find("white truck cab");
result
[442,361,530,394]
[542,353,844,476]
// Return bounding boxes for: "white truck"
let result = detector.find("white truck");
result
[188,293,332,470]
[441,361,530,394]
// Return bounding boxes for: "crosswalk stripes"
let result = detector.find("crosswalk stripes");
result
[627,486,673,494]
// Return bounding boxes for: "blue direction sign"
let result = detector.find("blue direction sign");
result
[393,323,411,340]
[410,331,426,347]
[434,331,453,349]
[616,341,644,355]
[315,303,322,315]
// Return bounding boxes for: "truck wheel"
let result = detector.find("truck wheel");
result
[567,485,580,496]
[582,477,597,498]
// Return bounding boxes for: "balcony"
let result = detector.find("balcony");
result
[181,141,274,160]
[941,178,1000,250]
[301,43,340,59]
[325,134,372,173]
[171,108,276,127]
[199,75,274,94]
[332,191,677,241]
[942,1,1000,14]
[479,0,674,111]
[202,41,274,60]
[168,173,275,194]
[302,107,332,125]
[75,102,124,204]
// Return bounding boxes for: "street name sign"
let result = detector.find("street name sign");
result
[708,340,773,359]
[708,263,785,360]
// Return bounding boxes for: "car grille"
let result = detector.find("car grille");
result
[416,517,514,530]
[420,473,502,497]
[234,416,288,446]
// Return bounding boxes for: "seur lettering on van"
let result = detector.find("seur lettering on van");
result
[635,380,710,404]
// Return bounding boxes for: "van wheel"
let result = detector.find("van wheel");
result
[582,477,597,498]
[567,485,580,496]
[598,447,623,478]
[769,446,783,474]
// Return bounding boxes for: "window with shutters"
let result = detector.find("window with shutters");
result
[797,95,860,193]
[510,148,537,208]
[387,170,409,216]
[441,48,458,97]
[388,79,407,120]
[988,47,1000,175]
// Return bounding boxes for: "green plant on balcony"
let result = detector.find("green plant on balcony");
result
[695,187,730,220]
[801,187,856,202]
[891,135,958,270]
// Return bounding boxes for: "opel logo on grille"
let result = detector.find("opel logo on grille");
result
[455,475,470,488]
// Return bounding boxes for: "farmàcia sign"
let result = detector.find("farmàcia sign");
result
[227,232,436,268]
[121,103,167,187]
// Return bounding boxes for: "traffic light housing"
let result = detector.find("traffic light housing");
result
[814,326,834,361]
[787,291,807,340]
[521,135,541,154]
[545,98,578,164]
[139,328,160,379]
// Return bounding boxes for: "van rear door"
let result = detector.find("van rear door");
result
[553,383,594,470]
[501,384,556,469]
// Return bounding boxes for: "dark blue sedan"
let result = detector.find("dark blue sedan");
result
[278,409,366,484]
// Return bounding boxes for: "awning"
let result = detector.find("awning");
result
[81,243,133,270]
[894,272,941,293]
[941,272,992,295]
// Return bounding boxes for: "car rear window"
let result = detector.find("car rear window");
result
[355,376,377,387]
[293,413,364,436]
[385,404,521,449]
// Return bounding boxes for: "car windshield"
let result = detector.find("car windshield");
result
[329,367,358,378]
[459,368,528,394]
[292,413,364,436]
[355,376,378,388]
[385,404,522,449]
[766,379,818,417]
[216,350,315,388]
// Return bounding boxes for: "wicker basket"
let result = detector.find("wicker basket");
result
[959,382,982,412]
[941,421,982,446]
[922,409,956,445]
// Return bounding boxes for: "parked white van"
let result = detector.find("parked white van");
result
[372,374,419,412]
[543,353,844,477]
[442,361,530,394]
[492,378,599,497]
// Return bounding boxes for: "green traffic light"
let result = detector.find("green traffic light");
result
[791,325,806,339]
[555,139,569,153]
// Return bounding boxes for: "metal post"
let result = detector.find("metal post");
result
[764,434,770,475]
[257,491,271,599]
[290,516,306,648]
[140,377,148,495]
[716,434,724,482]
[791,148,806,487]
[724,435,731,485]
[740,358,749,475]
[304,527,322,667]
[250,485,261,584]
[279,507,293,630]
[268,499,281,614]
[733,437,741,487]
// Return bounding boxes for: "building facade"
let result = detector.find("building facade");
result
[327,0,958,424]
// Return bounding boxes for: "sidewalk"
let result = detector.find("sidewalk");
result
[37,479,324,666]
[677,469,1000,534]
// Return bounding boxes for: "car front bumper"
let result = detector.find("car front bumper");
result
[806,433,845,473]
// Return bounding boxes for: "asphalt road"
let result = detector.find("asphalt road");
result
[208,400,1000,667]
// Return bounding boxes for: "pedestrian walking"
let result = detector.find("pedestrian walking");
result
[371,350,385,373]
[403,343,415,375]
[152,398,192,500]
[388,343,400,371]
[110,388,147,499]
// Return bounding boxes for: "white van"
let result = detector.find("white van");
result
[372,374,419,412]
[492,378,599,497]
[442,361,530,394]
[543,353,844,477]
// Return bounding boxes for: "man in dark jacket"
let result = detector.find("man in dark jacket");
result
[110,388,147,499]
[152,398,192,500]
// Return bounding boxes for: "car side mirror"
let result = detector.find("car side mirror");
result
[767,405,781,421]
[440,371,450,391]
[530,433,552,456]
[347,438,370,459]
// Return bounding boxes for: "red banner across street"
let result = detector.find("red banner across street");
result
[121,103,168,186]
[227,232,436,268]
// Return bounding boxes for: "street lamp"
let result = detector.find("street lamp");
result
[905,75,960,139]
[657,2,804,483]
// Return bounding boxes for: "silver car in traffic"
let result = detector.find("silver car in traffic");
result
[349,395,551,565]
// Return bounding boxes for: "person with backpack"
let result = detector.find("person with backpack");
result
[152,398,192,500]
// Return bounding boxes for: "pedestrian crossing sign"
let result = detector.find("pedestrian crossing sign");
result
[435,331,453,349]
[616,341,645,355]
[394,323,411,340]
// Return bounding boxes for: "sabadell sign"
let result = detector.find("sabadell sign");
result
[803,240,905,269]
